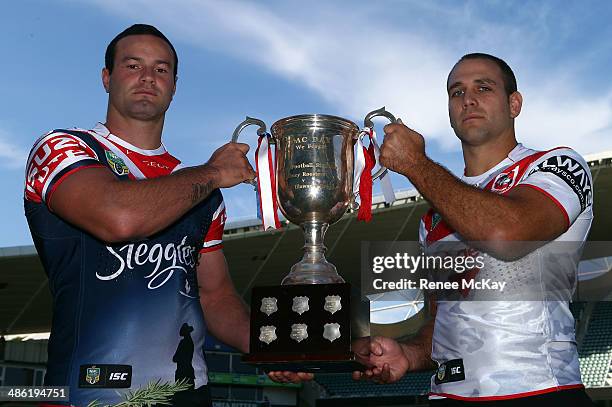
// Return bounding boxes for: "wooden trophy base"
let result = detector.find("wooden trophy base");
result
[243,283,370,373]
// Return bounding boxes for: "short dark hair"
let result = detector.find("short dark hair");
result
[105,24,178,80]
[451,53,517,96]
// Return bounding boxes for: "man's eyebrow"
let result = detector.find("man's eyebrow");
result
[122,56,143,63]
[121,56,171,65]
[448,78,497,91]
[448,81,462,91]
[475,78,497,86]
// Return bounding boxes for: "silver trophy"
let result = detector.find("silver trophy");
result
[232,107,396,285]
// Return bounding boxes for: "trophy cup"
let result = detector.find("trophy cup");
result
[235,108,396,372]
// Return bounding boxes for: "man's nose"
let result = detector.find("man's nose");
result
[462,90,477,108]
[139,66,156,84]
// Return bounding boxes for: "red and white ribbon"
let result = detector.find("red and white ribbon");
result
[255,134,281,230]
[369,129,396,205]
[354,128,375,221]
[353,127,396,222]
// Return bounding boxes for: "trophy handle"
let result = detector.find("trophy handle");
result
[362,106,397,180]
[231,117,268,142]
[231,117,270,187]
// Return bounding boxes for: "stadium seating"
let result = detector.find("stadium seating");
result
[315,371,433,397]
[579,302,612,387]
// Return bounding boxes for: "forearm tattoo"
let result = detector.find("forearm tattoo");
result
[191,181,213,204]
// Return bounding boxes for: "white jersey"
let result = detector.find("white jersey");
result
[420,144,593,401]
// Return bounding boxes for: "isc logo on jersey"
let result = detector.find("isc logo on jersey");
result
[79,364,132,388]
[109,372,129,381]
[434,359,465,384]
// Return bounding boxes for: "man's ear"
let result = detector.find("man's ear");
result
[102,68,110,93]
[509,91,522,119]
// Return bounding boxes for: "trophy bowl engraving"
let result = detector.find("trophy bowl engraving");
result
[272,114,359,226]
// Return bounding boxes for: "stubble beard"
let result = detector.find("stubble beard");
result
[454,122,493,147]
[125,99,167,122]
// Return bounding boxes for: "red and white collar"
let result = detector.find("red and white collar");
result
[91,123,168,156]
[460,143,532,187]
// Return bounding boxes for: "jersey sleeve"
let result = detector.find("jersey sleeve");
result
[24,130,105,206]
[200,200,227,253]
[517,148,593,226]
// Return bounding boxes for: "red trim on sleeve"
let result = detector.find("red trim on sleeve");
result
[430,383,584,401]
[517,183,571,229]
[421,208,456,244]
[199,204,226,254]
[422,208,434,231]
[199,244,223,254]
[46,164,107,211]
[25,132,101,204]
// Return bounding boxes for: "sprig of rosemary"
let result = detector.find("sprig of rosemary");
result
[86,378,192,407]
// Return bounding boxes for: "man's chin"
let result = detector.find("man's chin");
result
[456,129,491,145]
[127,105,166,121]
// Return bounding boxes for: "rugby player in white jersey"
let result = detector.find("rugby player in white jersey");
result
[353,53,595,406]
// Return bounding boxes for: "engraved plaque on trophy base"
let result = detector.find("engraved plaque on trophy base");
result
[243,283,370,372]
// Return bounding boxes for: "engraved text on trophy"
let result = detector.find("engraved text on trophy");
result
[287,135,338,193]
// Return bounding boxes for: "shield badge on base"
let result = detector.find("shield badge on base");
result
[290,323,308,343]
[323,323,341,342]
[260,297,278,316]
[259,326,277,345]
[324,295,342,314]
[292,296,310,315]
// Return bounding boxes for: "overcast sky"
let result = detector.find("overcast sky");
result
[1,0,611,247]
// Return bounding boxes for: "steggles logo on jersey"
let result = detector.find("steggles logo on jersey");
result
[528,155,592,210]
[99,236,197,294]
[105,150,129,176]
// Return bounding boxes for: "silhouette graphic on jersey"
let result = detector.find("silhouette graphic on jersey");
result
[173,323,195,387]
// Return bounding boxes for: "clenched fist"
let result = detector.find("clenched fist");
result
[206,142,256,188]
[379,119,426,177]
